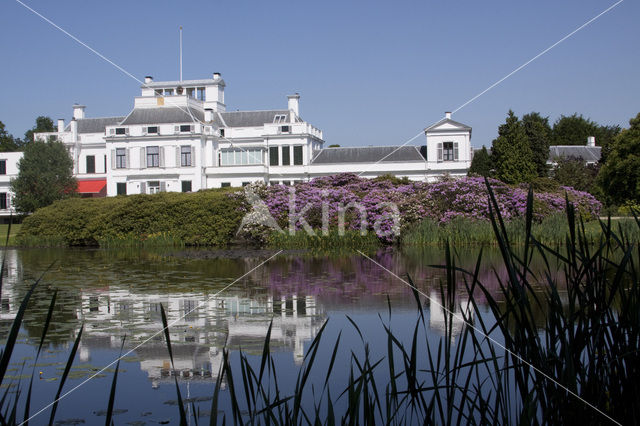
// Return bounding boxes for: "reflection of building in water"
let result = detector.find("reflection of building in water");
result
[0,250,23,321]
[75,287,324,387]
[428,290,473,340]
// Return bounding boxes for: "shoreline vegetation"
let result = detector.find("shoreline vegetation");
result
[2,184,638,424]
[13,173,638,249]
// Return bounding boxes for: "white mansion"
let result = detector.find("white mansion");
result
[0,73,473,215]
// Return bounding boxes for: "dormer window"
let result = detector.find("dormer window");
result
[180,125,193,133]
[147,126,159,134]
[186,88,195,98]
[197,87,205,101]
[115,127,126,135]
[437,142,459,162]
[274,114,287,123]
[219,128,225,137]
[280,125,291,134]
[154,89,162,96]
[164,89,174,96]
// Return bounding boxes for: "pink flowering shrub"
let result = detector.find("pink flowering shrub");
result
[235,174,601,243]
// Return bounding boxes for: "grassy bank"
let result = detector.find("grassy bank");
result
[17,189,245,247]
[0,224,21,246]
[401,213,640,246]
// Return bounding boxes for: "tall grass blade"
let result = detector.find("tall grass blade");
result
[49,324,84,425]
[105,335,126,426]
[160,304,187,426]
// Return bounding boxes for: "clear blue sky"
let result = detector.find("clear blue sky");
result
[1,0,637,148]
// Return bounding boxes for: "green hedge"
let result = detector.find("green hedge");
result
[18,189,246,247]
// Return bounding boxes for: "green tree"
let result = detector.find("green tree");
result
[10,139,77,214]
[491,111,536,184]
[522,112,551,177]
[552,156,600,194]
[0,121,21,152]
[597,113,640,205]
[552,114,599,146]
[23,116,55,143]
[468,145,493,177]
[597,124,622,164]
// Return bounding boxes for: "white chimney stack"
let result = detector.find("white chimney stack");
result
[70,118,78,142]
[213,72,221,80]
[204,108,214,122]
[587,136,596,147]
[73,104,86,120]
[144,75,153,84]
[445,111,452,120]
[288,93,300,121]
[57,119,65,133]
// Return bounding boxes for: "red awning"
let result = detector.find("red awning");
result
[77,179,106,194]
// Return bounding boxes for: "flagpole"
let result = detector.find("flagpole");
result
[179,26,183,82]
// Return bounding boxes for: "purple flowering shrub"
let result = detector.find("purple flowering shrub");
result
[235,173,601,243]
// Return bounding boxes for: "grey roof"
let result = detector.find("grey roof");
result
[66,117,125,134]
[424,118,472,133]
[311,146,426,164]
[120,107,204,125]
[219,110,296,127]
[548,145,601,163]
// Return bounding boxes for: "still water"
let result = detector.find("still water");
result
[0,247,551,424]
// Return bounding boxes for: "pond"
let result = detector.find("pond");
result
[0,247,562,424]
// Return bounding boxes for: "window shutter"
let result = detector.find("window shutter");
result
[174,125,180,134]
[176,146,181,167]
[125,148,130,169]
[437,143,443,162]
[160,181,166,192]
[140,182,146,194]
[454,142,459,161]
[111,150,116,169]
[159,147,165,167]
[192,146,196,167]
[140,147,146,169]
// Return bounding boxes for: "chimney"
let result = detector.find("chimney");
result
[213,72,221,80]
[204,108,214,122]
[73,104,86,120]
[288,93,300,121]
[70,118,78,142]
[587,136,596,147]
[57,119,65,133]
[445,111,452,120]
[144,75,153,84]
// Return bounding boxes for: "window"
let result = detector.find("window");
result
[116,182,127,195]
[147,126,159,134]
[104,155,107,172]
[115,127,126,135]
[293,146,303,165]
[86,155,95,174]
[164,89,174,96]
[273,114,287,123]
[179,125,192,133]
[154,89,162,96]
[181,180,192,192]
[220,148,263,166]
[280,125,290,134]
[0,160,6,175]
[269,146,279,166]
[219,128,225,137]
[438,142,459,162]
[116,148,126,169]
[197,87,205,101]
[186,88,195,98]
[282,181,291,186]
[181,146,192,166]
[282,146,290,166]
[0,193,7,210]
[242,182,250,187]
[221,182,231,188]
[148,181,160,194]
[147,146,160,167]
